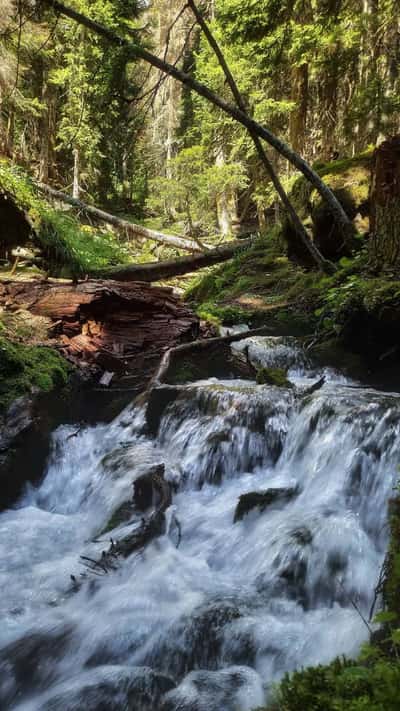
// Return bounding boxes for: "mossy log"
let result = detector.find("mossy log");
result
[369,136,400,268]
[37,182,207,253]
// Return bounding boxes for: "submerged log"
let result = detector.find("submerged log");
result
[74,464,173,586]
[369,135,400,268]
[37,182,207,253]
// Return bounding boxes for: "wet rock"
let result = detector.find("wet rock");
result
[160,666,264,711]
[0,625,72,707]
[234,487,299,523]
[39,665,175,711]
[133,463,166,511]
[0,396,35,498]
[142,599,242,680]
[256,366,292,388]
[290,526,313,546]
[146,385,181,436]
[101,500,135,534]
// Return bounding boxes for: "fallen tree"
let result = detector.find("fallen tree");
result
[37,182,207,254]
[71,464,174,586]
[91,237,253,281]
[186,0,334,274]
[42,0,355,243]
[0,277,199,383]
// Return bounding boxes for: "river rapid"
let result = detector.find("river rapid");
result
[0,335,399,710]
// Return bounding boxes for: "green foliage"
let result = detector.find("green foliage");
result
[0,335,71,412]
[0,159,130,276]
[262,656,400,711]
[38,211,130,276]
[147,145,248,236]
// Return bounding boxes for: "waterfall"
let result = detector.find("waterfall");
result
[1,337,399,711]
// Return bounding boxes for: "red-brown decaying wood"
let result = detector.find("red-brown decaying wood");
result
[0,278,199,382]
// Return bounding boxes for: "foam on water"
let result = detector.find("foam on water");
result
[1,337,399,710]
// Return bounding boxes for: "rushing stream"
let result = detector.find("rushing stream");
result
[1,336,400,710]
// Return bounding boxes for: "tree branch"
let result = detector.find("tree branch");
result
[186,0,334,273]
[40,0,354,243]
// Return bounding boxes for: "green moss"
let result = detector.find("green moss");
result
[0,335,71,412]
[0,159,130,277]
[256,366,291,388]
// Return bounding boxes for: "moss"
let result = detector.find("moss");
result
[0,159,131,277]
[0,335,71,412]
[256,367,291,388]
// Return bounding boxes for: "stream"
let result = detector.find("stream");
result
[1,335,399,710]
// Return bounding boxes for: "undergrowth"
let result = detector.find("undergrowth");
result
[0,159,131,276]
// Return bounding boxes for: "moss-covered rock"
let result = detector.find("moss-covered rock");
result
[256,366,292,388]
[0,335,71,413]
[284,151,372,264]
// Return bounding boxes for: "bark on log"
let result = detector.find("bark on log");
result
[150,326,274,387]
[43,0,354,243]
[0,278,199,382]
[37,183,206,253]
[91,237,253,282]
[369,135,400,268]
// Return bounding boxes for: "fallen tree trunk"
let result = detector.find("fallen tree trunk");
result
[43,0,354,243]
[0,278,199,382]
[150,326,274,386]
[91,237,253,282]
[72,464,173,586]
[187,0,334,274]
[37,183,206,254]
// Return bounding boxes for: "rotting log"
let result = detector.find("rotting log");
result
[369,135,400,268]
[90,237,253,282]
[0,278,199,383]
[37,183,207,254]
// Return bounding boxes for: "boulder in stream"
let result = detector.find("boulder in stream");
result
[234,486,298,522]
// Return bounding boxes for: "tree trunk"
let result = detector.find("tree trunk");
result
[42,0,355,244]
[289,63,308,155]
[37,183,208,253]
[215,146,237,236]
[91,238,253,281]
[369,135,400,268]
[72,148,80,200]
[38,66,51,183]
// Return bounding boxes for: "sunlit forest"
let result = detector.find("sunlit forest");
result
[1,2,400,710]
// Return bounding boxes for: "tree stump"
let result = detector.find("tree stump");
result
[369,135,400,269]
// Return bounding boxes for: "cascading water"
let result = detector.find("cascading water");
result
[1,336,399,710]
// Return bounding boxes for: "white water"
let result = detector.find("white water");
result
[1,337,399,710]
